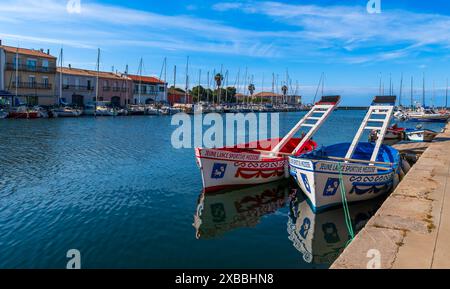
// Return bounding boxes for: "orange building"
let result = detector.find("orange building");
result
[0,41,57,106]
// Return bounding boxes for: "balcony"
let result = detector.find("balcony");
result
[6,63,56,73]
[103,86,111,91]
[12,82,53,90]
[134,90,158,95]
[63,85,95,91]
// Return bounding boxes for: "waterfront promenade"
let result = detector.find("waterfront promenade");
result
[332,122,450,269]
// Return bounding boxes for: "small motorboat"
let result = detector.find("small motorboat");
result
[53,107,82,117]
[96,105,117,116]
[405,126,438,142]
[407,107,450,122]
[369,124,405,145]
[145,106,159,115]
[0,109,8,119]
[8,106,41,119]
[289,96,402,210]
[128,105,146,115]
[196,96,341,193]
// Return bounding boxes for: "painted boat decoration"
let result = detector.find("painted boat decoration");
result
[369,124,405,145]
[195,95,341,193]
[287,189,383,266]
[289,95,401,211]
[405,128,438,142]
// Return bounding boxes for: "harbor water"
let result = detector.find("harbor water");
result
[0,111,445,268]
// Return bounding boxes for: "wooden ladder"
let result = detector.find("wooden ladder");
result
[271,96,340,155]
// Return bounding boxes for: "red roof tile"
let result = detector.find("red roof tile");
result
[1,45,56,59]
[128,74,165,84]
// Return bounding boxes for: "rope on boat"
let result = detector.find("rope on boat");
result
[337,162,355,246]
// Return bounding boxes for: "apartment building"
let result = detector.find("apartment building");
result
[128,74,167,104]
[0,40,57,106]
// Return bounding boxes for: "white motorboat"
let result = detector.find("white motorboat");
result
[0,109,8,119]
[405,127,438,142]
[53,107,82,117]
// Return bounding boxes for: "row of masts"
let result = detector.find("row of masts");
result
[379,73,449,108]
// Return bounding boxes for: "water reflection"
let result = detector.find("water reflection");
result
[193,181,292,239]
[287,189,384,266]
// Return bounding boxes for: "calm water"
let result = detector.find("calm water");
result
[0,111,445,269]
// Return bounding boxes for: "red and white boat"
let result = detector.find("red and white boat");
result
[8,106,43,119]
[195,96,341,193]
[369,124,405,144]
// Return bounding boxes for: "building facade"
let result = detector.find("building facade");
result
[127,74,167,104]
[56,67,96,106]
[0,41,57,106]
[56,66,132,107]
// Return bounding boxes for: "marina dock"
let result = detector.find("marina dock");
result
[331,122,450,269]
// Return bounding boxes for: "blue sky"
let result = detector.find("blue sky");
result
[1,0,450,105]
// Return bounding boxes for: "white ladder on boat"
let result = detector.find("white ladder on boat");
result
[271,96,340,155]
[345,97,395,163]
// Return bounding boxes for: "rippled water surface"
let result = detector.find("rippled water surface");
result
[0,112,445,268]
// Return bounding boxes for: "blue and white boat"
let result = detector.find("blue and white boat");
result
[289,96,402,211]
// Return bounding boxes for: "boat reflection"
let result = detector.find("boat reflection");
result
[193,181,292,239]
[287,189,384,266]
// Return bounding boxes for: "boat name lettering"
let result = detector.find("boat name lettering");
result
[318,163,377,173]
[202,150,260,161]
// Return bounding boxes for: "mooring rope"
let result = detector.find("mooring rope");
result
[337,162,355,246]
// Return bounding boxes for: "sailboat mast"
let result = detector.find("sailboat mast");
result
[399,73,403,107]
[163,57,167,104]
[95,48,100,116]
[422,73,425,107]
[185,56,189,105]
[446,78,448,109]
[410,76,414,108]
[197,69,201,104]
[59,47,63,106]
[138,58,143,105]
[14,47,18,106]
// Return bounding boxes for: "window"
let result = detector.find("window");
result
[42,59,49,72]
[159,86,165,92]
[103,80,108,88]
[28,75,36,88]
[75,78,80,89]
[27,59,37,71]
[63,77,69,89]
[87,80,92,90]
[13,57,21,69]
[42,76,49,88]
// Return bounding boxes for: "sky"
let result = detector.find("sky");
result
[1,0,450,105]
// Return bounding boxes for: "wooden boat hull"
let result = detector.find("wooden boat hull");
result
[405,129,438,142]
[289,143,400,211]
[8,111,40,119]
[196,138,317,193]
[408,114,449,122]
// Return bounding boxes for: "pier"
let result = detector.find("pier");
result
[331,122,450,269]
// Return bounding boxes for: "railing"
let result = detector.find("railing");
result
[6,63,56,73]
[63,85,95,91]
[11,82,52,89]
[103,86,111,91]
[133,90,159,95]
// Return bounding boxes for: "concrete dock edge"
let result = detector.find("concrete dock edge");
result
[331,122,450,269]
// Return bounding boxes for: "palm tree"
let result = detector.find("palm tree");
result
[215,73,224,104]
[248,83,255,104]
[282,85,288,104]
